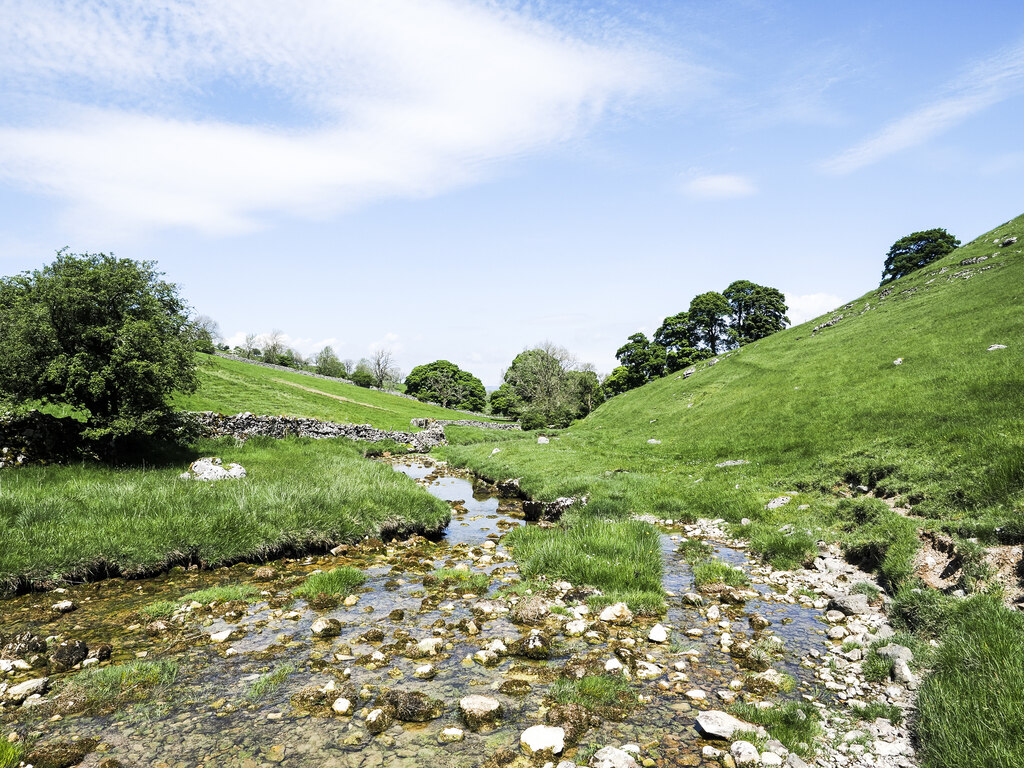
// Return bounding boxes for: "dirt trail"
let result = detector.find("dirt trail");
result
[270,378,385,410]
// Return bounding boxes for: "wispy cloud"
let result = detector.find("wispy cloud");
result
[822,39,1024,175]
[682,173,757,200]
[0,0,670,235]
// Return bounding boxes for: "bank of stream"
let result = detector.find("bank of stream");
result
[0,457,915,768]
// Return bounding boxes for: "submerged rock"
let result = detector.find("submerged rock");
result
[590,746,639,768]
[311,618,342,638]
[459,694,502,730]
[49,639,88,672]
[376,689,444,722]
[510,629,553,660]
[520,725,565,757]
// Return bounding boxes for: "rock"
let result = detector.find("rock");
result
[988,344,1007,351]
[24,738,99,768]
[876,644,913,664]
[635,661,663,680]
[537,436,550,444]
[598,602,633,624]
[716,460,749,467]
[510,596,551,625]
[416,637,444,656]
[473,650,500,667]
[765,496,791,510]
[748,669,788,694]
[647,439,661,445]
[332,697,353,715]
[590,746,639,768]
[459,695,503,730]
[510,630,553,660]
[784,756,808,768]
[828,594,870,615]
[682,593,705,606]
[87,643,112,662]
[210,629,235,643]
[685,689,707,702]
[179,456,246,481]
[1000,236,1017,246]
[51,600,77,614]
[892,659,917,688]
[49,639,89,672]
[439,727,464,743]
[695,711,766,741]
[648,624,669,643]
[731,741,760,766]
[893,358,903,366]
[365,708,392,734]
[605,657,624,673]
[3,676,49,704]
[748,615,771,631]
[707,605,721,621]
[565,619,589,637]
[761,753,783,766]
[254,566,275,580]
[1,631,47,660]
[520,725,565,757]
[311,618,342,638]
[413,664,436,679]
[376,689,444,722]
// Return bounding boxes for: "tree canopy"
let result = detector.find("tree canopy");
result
[614,332,666,390]
[881,228,960,284]
[0,250,199,440]
[405,360,487,411]
[723,280,789,344]
[494,343,603,427]
[688,291,732,354]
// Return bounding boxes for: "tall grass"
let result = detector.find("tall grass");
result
[294,567,366,599]
[0,436,449,591]
[60,660,179,711]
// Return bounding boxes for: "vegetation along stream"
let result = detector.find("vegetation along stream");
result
[1,458,901,768]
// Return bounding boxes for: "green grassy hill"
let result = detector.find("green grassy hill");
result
[443,213,1024,768]
[176,355,493,431]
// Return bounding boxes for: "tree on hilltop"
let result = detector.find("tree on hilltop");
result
[653,311,703,372]
[614,332,666,390]
[881,228,960,284]
[405,360,486,411]
[688,291,732,354]
[723,280,789,344]
[315,346,344,377]
[0,249,199,441]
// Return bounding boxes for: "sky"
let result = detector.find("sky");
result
[1,1,1022,386]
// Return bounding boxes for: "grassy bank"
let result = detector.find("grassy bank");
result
[177,355,493,429]
[0,436,449,592]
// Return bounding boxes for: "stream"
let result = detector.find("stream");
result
[0,458,842,768]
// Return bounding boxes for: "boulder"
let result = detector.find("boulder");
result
[648,624,669,643]
[311,618,342,638]
[439,727,464,743]
[49,639,88,672]
[876,644,913,664]
[731,741,760,766]
[510,630,553,660]
[828,594,870,615]
[598,602,633,624]
[520,725,565,757]
[179,457,246,481]
[459,695,502,730]
[376,689,444,722]
[3,676,49,704]
[695,710,767,740]
[365,707,392,734]
[590,746,639,768]
[416,637,444,656]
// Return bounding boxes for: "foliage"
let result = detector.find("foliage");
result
[881,228,960,284]
[404,359,487,411]
[687,291,733,354]
[0,741,22,768]
[246,663,297,701]
[0,250,199,441]
[723,280,789,344]
[314,345,345,378]
[498,343,601,427]
[691,559,749,588]
[294,567,367,600]
[60,660,179,712]
[182,584,259,604]
[550,675,636,711]
[850,700,903,725]
[424,568,490,592]
[730,701,821,757]
[653,311,704,372]
[614,333,666,390]
[837,498,918,589]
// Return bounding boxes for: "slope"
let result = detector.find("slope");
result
[176,355,493,431]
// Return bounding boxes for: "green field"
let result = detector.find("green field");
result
[177,354,493,430]
[0,436,449,593]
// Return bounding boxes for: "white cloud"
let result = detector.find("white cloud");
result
[784,292,844,326]
[822,39,1024,175]
[223,331,338,358]
[682,173,757,200]
[0,0,669,235]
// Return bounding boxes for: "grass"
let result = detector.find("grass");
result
[423,568,490,593]
[850,700,903,725]
[183,584,259,604]
[851,581,882,600]
[505,515,665,615]
[0,435,449,592]
[730,701,820,757]
[550,674,637,712]
[861,650,894,682]
[246,662,296,701]
[294,567,366,599]
[691,558,749,588]
[140,600,179,619]
[677,538,713,562]
[914,595,1024,768]
[60,660,179,712]
[177,354,491,429]
[837,498,919,590]
[0,742,22,768]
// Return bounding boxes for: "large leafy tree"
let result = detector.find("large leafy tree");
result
[314,345,345,378]
[405,360,487,411]
[723,280,789,344]
[688,291,732,354]
[881,228,960,284]
[653,311,703,372]
[499,343,597,427]
[0,250,199,440]
[614,332,666,390]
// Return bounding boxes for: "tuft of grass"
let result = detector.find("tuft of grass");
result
[915,595,1024,768]
[0,742,22,768]
[888,583,950,637]
[862,650,895,682]
[294,567,366,600]
[691,558,748,588]
[677,539,713,562]
[730,701,821,757]
[550,675,636,712]
[748,525,817,570]
[506,517,664,615]
[246,662,296,701]
[837,498,919,590]
[841,640,862,653]
[60,660,179,712]
[851,581,882,600]
[140,600,179,619]
[183,584,259,605]
[850,700,903,725]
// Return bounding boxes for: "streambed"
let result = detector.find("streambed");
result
[1,458,852,768]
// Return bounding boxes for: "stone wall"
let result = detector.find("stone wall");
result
[0,411,88,468]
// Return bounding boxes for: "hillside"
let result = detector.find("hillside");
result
[448,214,1024,536]
[176,354,493,431]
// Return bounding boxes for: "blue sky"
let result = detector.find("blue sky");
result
[1,0,1022,385]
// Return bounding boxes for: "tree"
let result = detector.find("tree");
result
[315,346,344,378]
[602,366,633,396]
[370,348,401,389]
[723,280,789,344]
[488,383,520,417]
[566,365,605,417]
[190,314,220,354]
[262,330,285,365]
[499,342,596,427]
[405,360,487,411]
[0,250,199,441]
[350,358,374,388]
[241,333,259,358]
[614,332,666,390]
[688,291,732,354]
[881,228,960,284]
[653,311,702,372]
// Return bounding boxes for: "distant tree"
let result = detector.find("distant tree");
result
[190,314,220,354]
[0,250,198,441]
[241,333,259,359]
[488,383,520,417]
[350,358,373,388]
[602,366,633,396]
[370,348,401,390]
[262,330,285,365]
[315,346,344,378]
[499,342,595,427]
[881,228,960,284]
[653,311,702,373]
[340,359,354,376]
[614,332,666,391]
[723,280,789,344]
[405,360,487,411]
[688,291,732,354]
[566,365,605,417]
